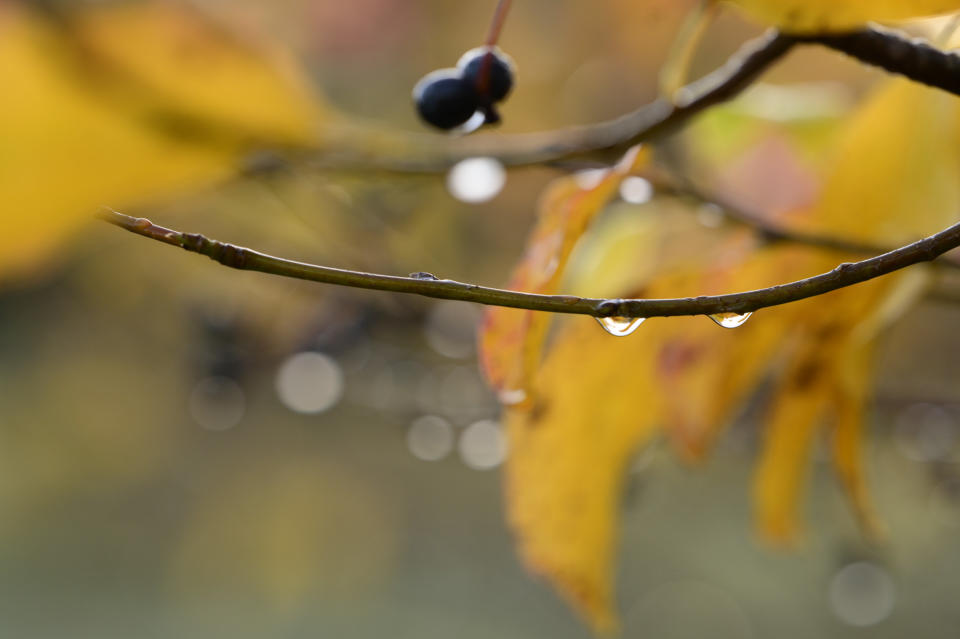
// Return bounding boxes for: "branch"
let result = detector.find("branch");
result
[806,26,960,95]
[101,209,960,320]
[646,171,960,270]
[307,26,960,174]
[307,30,797,172]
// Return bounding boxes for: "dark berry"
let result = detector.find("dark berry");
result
[458,46,515,104]
[413,69,481,130]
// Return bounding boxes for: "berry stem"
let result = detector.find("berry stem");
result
[477,0,513,103]
[485,0,513,47]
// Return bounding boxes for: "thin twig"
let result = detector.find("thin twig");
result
[646,171,960,270]
[100,209,960,319]
[486,0,513,47]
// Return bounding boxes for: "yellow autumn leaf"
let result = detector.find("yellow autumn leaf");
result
[0,2,327,279]
[493,75,960,631]
[722,0,960,32]
[479,145,651,404]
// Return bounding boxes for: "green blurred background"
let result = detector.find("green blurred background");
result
[3,0,960,637]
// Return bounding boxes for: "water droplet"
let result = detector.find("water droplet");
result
[446,157,506,203]
[596,316,646,337]
[709,312,753,329]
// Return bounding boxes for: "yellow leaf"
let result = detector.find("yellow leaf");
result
[497,73,960,629]
[723,0,960,32]
[479,146,651,403]
[0,2,326,279]
[829,341,885,541]
[504,229,799,631]
[506,316,663,635]
[798,79,960,244]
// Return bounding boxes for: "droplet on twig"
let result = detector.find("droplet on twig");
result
[708,312,753,329]
[595,316,646,337]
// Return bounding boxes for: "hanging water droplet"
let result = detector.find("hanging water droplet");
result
[709,312,753,329]
[596,316,646,337]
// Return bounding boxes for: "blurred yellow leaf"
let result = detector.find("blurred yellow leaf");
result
[479,146,651,404]
[505,313,664,635]
[491,75,960,630]
[0,2,327,279]
[722,0,960,31]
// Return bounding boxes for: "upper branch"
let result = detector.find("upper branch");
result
[805,26,960,95]
[308,31,797,173]
[308,25,960,175]
[101,210,960,320]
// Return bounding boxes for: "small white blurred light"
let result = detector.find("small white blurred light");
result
[189,376,245,431]
[407,415,455,462]
[455,111,487,135]
[894,403,957,462]
[446,157,507,203]
[458,420,507,470]
[275,351,344,414]
[619,176,654,204]
[828,562,896,627]
[424,301,481,359]
[574,169,607,190]
[498,388,527,406]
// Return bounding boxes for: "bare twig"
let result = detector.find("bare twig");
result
[100,209,960,320]
[646,172,960,270]
[486,0,514,47]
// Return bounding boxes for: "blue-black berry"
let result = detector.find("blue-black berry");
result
[458,46,515,104]
[412,69,481,130]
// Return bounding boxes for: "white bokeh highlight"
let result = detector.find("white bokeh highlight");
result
[407,415,455,462]
[829,562,896,627]
[189,376,246,432]
[458,420,507,470]
[446,157,507,203]
[275,351,345,415]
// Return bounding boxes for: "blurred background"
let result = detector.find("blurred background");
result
[3,0,960,637]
